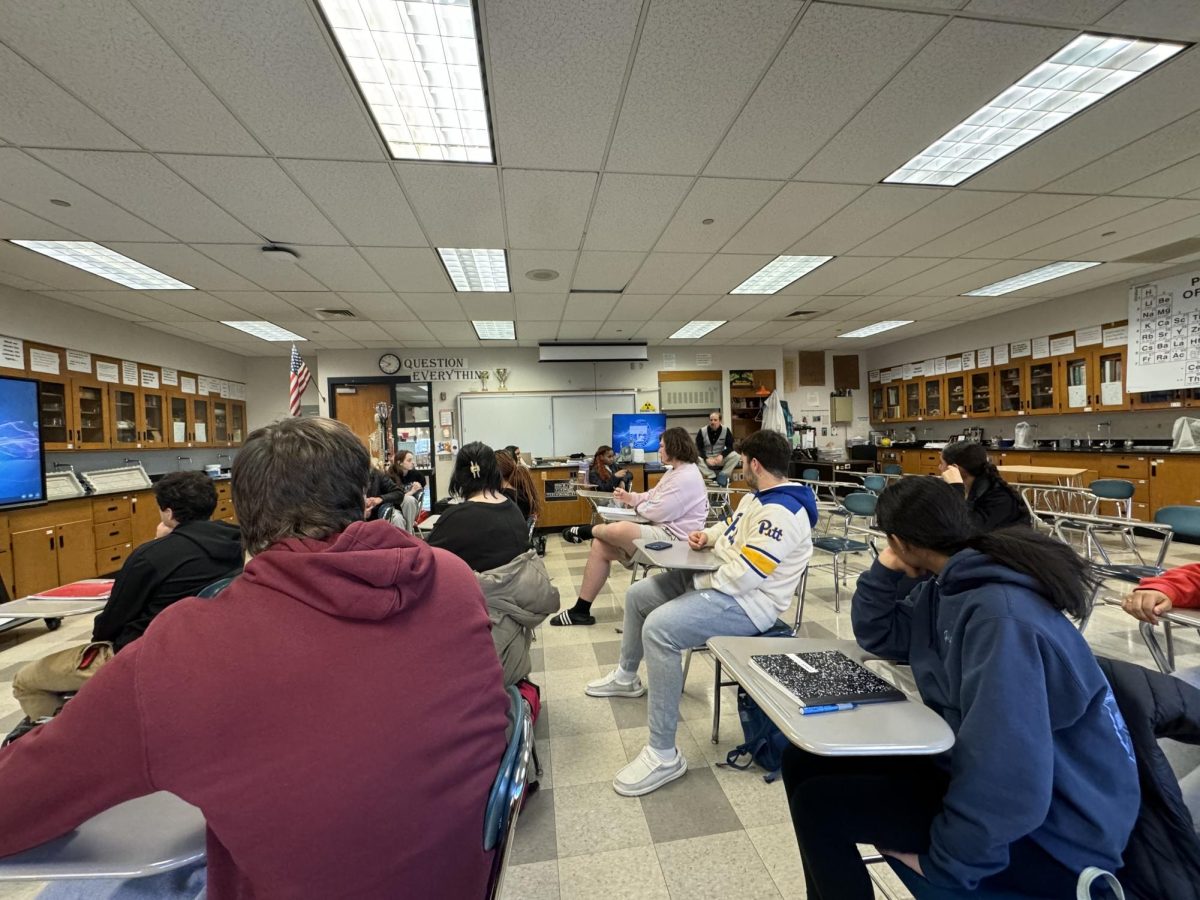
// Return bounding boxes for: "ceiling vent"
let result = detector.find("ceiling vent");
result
[1116,237,1200,264]
[786,309,817,318]
[312,308,358,320]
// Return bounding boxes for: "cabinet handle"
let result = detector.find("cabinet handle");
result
[49,535,55,552]
[58,534,64,549]
[108,530,119,538]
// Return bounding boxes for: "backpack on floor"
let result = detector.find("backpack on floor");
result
[720,685,789,783]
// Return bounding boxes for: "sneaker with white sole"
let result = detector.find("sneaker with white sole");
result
[585,670,646,698]
[613,746,687,796]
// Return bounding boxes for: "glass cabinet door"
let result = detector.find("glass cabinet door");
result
[1095,349,1127,410]
[111,386,139,445]
[1027,361,1056,413]
[996,366,1023,414]
[884,385,901,420]
[946,375,967,416]
[970,372,992,415]
[212,401,229,443]
[192,398,210,444]
[38,378,71,448]
[869,386,884,421]
[231,402,246,444]
[1062,354,1089,411]
[141,391,166,444]
[73,382,109,448]
[923,378,943,419]
[903,382,921,419]
[169,395,190,445]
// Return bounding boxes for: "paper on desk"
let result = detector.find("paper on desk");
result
[600,506,639,517]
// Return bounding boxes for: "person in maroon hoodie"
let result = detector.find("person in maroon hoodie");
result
[0,416,510,899]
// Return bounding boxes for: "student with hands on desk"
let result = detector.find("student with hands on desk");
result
[1120,562,1200,625]
[783,476,1138,900]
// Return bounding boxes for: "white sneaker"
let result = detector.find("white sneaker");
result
[585,670,646,698]
[613,746,687,797]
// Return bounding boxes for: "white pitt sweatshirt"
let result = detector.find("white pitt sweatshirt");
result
[692,482,817,631]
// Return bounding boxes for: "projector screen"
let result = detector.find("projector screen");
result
[0,375,46,509]
[612,413,667,452]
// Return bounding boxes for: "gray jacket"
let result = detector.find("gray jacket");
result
[477,550,560,686]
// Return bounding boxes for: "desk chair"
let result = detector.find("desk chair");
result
[484,686,534,900]
[576,489,616,525]
[807,492,877,611]
[862,474,887,495]
[882,464,903,476]
[801,467,820,483]
[1062,479,1142,563]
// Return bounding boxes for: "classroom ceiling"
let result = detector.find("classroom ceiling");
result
[1,0,1199,355]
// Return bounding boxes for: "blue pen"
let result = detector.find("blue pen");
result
[800,703,856,716]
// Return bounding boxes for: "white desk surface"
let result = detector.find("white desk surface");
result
[0,792,205,882]
[632,538,719,571]
[707,637,955,757]
[597,506,648,524]
[0,599,107,617]
[416,513,440,531]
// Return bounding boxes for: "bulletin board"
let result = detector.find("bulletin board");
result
[1126,268,1200,393]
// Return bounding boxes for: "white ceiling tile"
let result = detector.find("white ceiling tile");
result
[99,243,260,291]
[654,178,782,253]
[609,294,670,320]
[0,200,82,241]
[49,290,203,322]
[138,0,382,159]
[0,1,262,154]
[378,321,436,343]
[886,259,1001,295]
[0,240,141,290]
[607,0,799,175]
[962,0,1117,24]
[557,321,600,339]
[514,322,560,341]
[572,251,646,291]
[394,164,504,247]
[487,0,640,169]
[515,293,567,321]
[797,19,1071,183]
[280,160,425,246]
[1021,200,1200,260]
[155,290,259,321]
[594,320,645,339]
[850,191,1018,257]
[933,259,1045,295]
[636,321,686,339]
[272,291,340,310]
[736,295,835,321]
[163,155,343,244]
[1114,153,1200,199]
[700,319,760,338]
[1095,0,1200,41]
[790,186,945,255]
[0,149,171,242]
[0,270,54,292]
[0,44,136,150]
[327,321,390,341]
[29,150,258,244]
[458,294,516,320]
[332,292,415,321]
[503,170,596,250]
[358,248,451,294]
[191,244,327,291]
[655,295,722,320]
[965,196,1157,258]
[707,3,945,179]
[1078,213,1200,262]
[911,194,1091,257]
[623,252,710,294]
[828,258,947,295]
[722,182,867,255]
[773,257,890,294]
[208,291,305,319]
[678,254,774,294]
[274,321,357,342]
[401,293,467,322]
[564,292,620,321]
[584,174,694,251]
[293,246,389,292]
[1044,111,1200,196]
[508,250,580,293]
[829,294,918,320]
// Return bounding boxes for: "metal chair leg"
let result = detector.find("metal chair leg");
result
[832,554,841,613]
[1165,621,1176,671]
[1139,621,1173,673]
[793,568,809,633]
[712,659,722,744]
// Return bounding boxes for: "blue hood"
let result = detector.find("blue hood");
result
[757,482,819,527]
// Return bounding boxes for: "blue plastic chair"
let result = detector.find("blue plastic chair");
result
[882,464,903,476]
[1063,479,1142,563]
[809,492,878,612]
[801,467,820,483]
[483,686,533,900]
[863,474,887,495]
[196,575,237,599]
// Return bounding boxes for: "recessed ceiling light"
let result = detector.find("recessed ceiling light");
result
[8,240,194,290]
[222,321,307,341]
[524,268,559,282]
[838,321,913,338]
[49,198,71,207]
[883,34,1186,186]
[669,320,725,339]
[438,248,509,291]
[261,244,300,263]
[315,0,493,163]
[472,320,515,340]
[731,255,835,294]
[964,261,1101,296]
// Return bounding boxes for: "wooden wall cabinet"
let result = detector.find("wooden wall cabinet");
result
[995,364,1024,416]
[1150,456,1200,513]
[945,374,968,417]
[730,370,777,442]
[969,371,993,416]
[1023,359,1057,415]
[901,380,921,421]
[922,376,945,420]
[9,500,98,597]
[869,381,884,422]
[132,490,162,546]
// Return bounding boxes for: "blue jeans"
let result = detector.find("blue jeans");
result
[620,569,760,751]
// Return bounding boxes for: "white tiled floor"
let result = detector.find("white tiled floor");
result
[1,528,1198,900]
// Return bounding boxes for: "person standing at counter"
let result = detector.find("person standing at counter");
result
[589,444,633,492]
[697,411,740,487]
[939,441,1030,532]
[554,428,707,627]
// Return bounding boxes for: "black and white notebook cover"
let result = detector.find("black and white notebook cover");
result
[749,650,906,707]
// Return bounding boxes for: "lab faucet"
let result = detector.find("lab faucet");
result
[176,455,192,471]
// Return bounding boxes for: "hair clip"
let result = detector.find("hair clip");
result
[470,462,481,477]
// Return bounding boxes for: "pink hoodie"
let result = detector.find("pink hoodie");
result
[626,462,709,539]
[0,520,509,899]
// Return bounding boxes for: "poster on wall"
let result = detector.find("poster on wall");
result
[961,351,976,371]
[993,345,1009,365]
[1076,325,1102,346]
[945,357,962,373]
[1102,325,1128,347]
[1127,269,1200,392]
[1010,339,1031,358]
[977,347,992,367]
[96,361,119,383]
[934,357,947,375]
[161,367,179,386]
[121,360,139,385]
[1049,335,1075,356]
[29,348,60,375]
[1032,337,1051,359]
[0,335,24,369]
[66,350,91,373]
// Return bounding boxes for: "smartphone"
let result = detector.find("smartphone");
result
[645,541,673,551]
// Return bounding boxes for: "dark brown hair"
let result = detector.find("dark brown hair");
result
[497,449,543,517]
[592,444,614,482]
[660,426,700,465]
[154,471,217,524]
[232,417,370,555]
[739,429,790,478]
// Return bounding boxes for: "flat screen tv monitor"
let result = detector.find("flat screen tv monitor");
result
[0,374,46,509]
[612,413,667,453]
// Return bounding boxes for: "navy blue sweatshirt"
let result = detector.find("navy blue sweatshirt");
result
[852,550,1139,890]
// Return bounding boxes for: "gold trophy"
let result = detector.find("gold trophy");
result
[478,369,490,392]
[494,367,510,391]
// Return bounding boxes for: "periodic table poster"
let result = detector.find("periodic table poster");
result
[1126,269,1200,393]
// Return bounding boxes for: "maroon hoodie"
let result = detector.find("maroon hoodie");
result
[0,520,509,899]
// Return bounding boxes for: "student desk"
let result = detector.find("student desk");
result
[0,598,107,636]
[706,636,954,756]
[596,506,648,525]
[0,792,205,882]
[631,538,718,572]
[996,464,1089,489]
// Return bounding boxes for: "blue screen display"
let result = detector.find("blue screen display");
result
[612,414,667,452]
[0,376,45,508]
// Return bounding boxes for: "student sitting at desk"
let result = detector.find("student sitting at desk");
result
[1120,562,1200,625]
[6,471,242,744]
[553,427,708,627]
[588,444,633,492]
[586,430,816,796]
[497,448,542,521]
[784,476,1138,899]
[939,440,1030,531]
[386,449,425,529]
[0,417,510,899]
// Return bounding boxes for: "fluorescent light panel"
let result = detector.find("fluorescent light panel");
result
[884,34,1186,186]
[316,0,493,162]
[839,321,912,338]
[222,321,307,342]
[9,240,193,290]
[964,261,1101,296]
[669,321,725,339]
[438,248,509,291]
[472,320,515,340]
[731,255,834,294]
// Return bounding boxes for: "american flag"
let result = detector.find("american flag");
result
[289,344,311,417]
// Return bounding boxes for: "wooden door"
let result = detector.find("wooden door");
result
[994,364,1024,416]
[869,383,884,422]
[922,376,945,420]
[968,371,993,416]
[35,373,73,450]
[11,527,59,597]
[1149,456,1200,515]
[1092,347,1129,412]
[192,397,212,446]
[167,393,195,447]
[71,377,111,449]
[230,401,247,445]
[139,388,169,446]
[333,383,393,450]
[945,374,967,417]
[901,380,921,421]
[211,400,231,446]
[1058,351,1091,413]
[109,384,141,448]
[57,519,98,584]
[1023,359,1057,414]
[883,383,901,421]
[131,491,162,547]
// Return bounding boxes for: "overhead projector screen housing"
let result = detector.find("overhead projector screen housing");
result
[539,342,649,363]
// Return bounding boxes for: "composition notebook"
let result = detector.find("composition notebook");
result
[750,650,906,707]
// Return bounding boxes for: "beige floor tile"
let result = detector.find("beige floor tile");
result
[541,664,604,703]
[552,780,653,858]
[557,845,669,900]
[655,831,782,900]
[547,731,629,790]
[0,883,48,900]
[500,859,560,900]
[547,696,619,738]
[710,762,793,829]
[746,824,808,899]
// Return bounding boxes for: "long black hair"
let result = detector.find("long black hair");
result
[449,441,503,499]
[876,477,1095,619]
[942,441,1023,504]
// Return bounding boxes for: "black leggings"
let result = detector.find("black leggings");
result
[781,746,1079,900]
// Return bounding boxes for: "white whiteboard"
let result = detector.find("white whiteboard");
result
[457,391,636,458]
[1127,269,1200,392]
[551,393,637,456]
